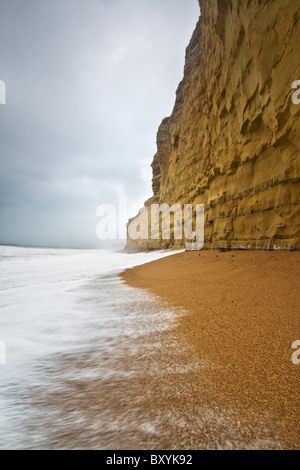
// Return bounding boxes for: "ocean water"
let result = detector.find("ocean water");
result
[0,245,182,449]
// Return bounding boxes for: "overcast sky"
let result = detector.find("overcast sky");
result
[0,0,200,249]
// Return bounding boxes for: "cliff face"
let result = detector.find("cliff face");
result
[127,0,300,251]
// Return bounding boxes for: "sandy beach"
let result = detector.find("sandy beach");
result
[121,250,300,449]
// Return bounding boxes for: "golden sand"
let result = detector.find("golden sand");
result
[121,250,300,449]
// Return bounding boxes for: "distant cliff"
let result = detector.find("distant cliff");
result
[127,0,300,251]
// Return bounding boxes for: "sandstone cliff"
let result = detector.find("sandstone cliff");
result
[127,0,300,251]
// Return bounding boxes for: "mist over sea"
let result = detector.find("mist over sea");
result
[0,246,180,449]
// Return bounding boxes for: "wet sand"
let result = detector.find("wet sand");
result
[121,250,300,449]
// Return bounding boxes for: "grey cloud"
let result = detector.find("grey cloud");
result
[0,0,200,248]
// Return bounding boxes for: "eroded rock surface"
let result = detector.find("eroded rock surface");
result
[127,0,300,251]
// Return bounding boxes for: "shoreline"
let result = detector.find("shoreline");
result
[120,250,300,449]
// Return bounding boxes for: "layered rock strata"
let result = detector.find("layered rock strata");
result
[127,0,300,251]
